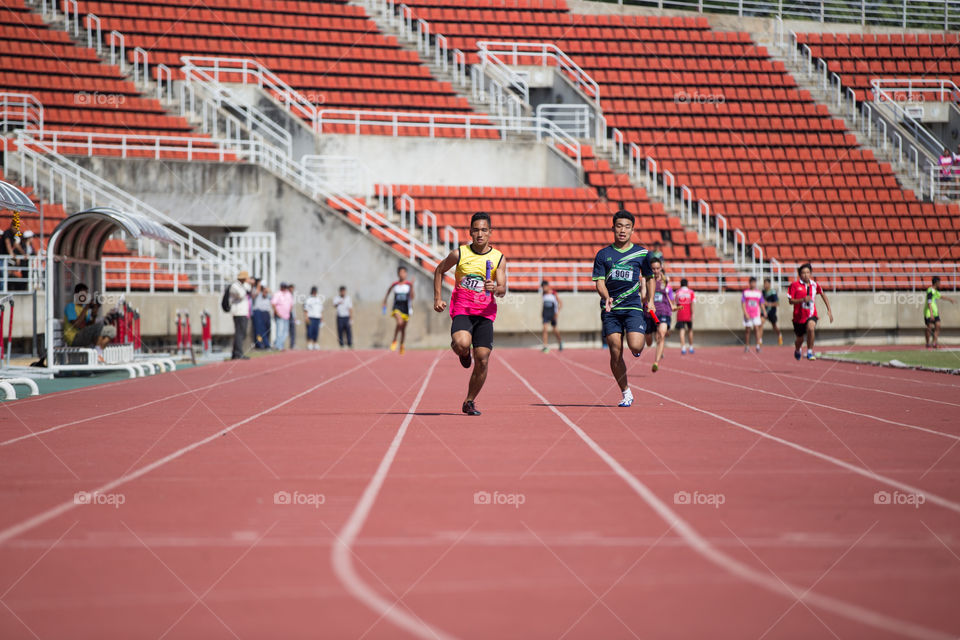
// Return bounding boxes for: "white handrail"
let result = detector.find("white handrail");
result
[477,41,600,104]
[0,92,43,131]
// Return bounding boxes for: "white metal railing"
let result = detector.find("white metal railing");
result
[476,44,531,105]
[18,129,250,162]
[477,41,601,104]
[178,56,320,132]
[536,104,591,139]
[315,110,582,165]
[0,255,44,292]
[0,93,43,131]
[102,257,219,294]
[179,58,293,156]
[871,79,951,156]
[301,155,373,198]
[223,232,277,291]
[612,0,958,29]
[872,78,960,104]
[9,132,245,291]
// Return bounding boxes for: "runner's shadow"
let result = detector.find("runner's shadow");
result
[381,412,463,417]
[531,403,607,408]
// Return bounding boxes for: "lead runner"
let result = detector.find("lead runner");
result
[593,209,657,407]
[433,212,506,416]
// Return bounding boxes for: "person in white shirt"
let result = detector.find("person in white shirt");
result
[333,286,354,348]
[229,270,253,360]
[304,286,324,351]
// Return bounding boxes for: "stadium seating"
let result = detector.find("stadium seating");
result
[0,0,228,158]
[398,3,960,262]
[795,32,960,101]
[69,0,485,135]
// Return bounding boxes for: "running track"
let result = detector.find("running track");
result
[1,347,958,639]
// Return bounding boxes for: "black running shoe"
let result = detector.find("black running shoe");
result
[459,352,472,368]
[462,401,481,416]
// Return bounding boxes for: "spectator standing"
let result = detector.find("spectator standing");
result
[229,270,252,360]
[304,286,323,350]
[333,286,354,348]
[540,280,563,353]
[940,149,954,181]
[251,282,272,349]
[287,283,298,349]
[271,283,292,351]
[954,144,960,179]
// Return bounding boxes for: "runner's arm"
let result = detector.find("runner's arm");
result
[644,276,656,314]
[494,257,507,298]
[819,287,835,322]
[433,249,459,312]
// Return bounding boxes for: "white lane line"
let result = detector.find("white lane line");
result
[0,354,323,447]
[330,354,454,640]
[564,357,960,515]
[687,356,960,407]
[0,354,383,546]
[502,356,954,640]
[673,368,960,443]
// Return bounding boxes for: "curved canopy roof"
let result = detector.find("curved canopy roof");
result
[51,207,175,262]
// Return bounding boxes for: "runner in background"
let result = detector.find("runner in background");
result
[762,277,783,346]
[540,279,563,353]
[925,276,955,349]
[788,263,834,361]
[674,278,695,355]
[383,266,414,355]
[742,277,766,353]
[650,257,676,372]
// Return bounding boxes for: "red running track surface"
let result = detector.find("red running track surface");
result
[1,347,958,639]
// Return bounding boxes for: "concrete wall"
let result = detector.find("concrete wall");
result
[313,134,581,188]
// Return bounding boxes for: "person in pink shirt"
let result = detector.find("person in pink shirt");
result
[271,283,294,351]
[674,278,695,355]
[742,276,766,353]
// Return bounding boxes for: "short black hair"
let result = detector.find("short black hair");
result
[798,262,813,275]
[397,265,407,273]
[649,255,662,266]
[541,279,549,287]
[339,285,346,291]
[74,283,88,294]
[470,211,491,228]
[932,276,941,285]
[680,278,688,287]
[612,209,634,227]
[310,286,318,295]
[749,276,757,284]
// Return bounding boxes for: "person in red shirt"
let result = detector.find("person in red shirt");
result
[787,263,834,361]
[674,278,695,354]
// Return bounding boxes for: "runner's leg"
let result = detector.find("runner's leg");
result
[466,346,491,402]
[607,333,627,392]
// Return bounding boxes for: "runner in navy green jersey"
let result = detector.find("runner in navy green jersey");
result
[592,209,656,407]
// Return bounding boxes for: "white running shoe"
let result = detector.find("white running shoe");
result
[618,390,634,407]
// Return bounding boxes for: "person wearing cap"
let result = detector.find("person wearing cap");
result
[95,324,117,364]
[229,270,253,360]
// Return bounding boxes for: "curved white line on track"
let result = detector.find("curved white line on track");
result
[0,354,382,546]
[330,354,455,640]
[565,358,960,514]
[672,368,960,442]
[0,354,325,446]
[687,356,960,407]
[502,356,954,640]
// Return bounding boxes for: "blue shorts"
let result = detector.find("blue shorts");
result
[601,308,654,338]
